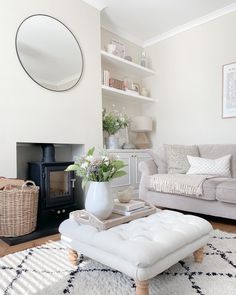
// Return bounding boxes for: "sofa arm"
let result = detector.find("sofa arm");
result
[139,159,158,200]
[138,159,158,176]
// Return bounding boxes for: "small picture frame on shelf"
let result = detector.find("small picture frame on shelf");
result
[222,62,236,118]
[131,82,140,94]
[111,39,125,58]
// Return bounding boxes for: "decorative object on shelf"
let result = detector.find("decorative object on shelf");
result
[109,78,124,90]
[222,62,236,118]
[103,70,110,86]
[140,51,147,67]
[116,186,134,203]
[111,39,125,58]
[105,135,119,150]
[123,76,129,91]
[140,87,149,97]
[131,116,153,149]
[124,55,132,62]
[122,142,135,149]
[103,109,129,149]
[66,147,126,220]
[131,82,140,94]
[107,43,116,54]
[121,126,135,149]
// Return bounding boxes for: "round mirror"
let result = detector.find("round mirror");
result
[15,15,83,91]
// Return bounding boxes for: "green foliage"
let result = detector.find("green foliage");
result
[65,147,127,190]
[103,111,129,135]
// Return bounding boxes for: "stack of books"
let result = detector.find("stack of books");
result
[113,199,150,216]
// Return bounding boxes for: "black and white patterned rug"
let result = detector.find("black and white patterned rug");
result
[0,230,236,295]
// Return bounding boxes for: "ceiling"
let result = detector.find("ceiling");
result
[84,0,236,47]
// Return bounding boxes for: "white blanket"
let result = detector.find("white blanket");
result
[150,174,214,196]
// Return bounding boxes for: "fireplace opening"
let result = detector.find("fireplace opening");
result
[1,142,84,246]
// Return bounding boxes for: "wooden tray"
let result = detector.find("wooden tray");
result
[69,200,156,231]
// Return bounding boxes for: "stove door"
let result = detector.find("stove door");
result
[45,165,75,208]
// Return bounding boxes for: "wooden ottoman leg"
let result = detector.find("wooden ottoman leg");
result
[68,249,79,266]
[194,247,204,263]
[136,280,149,295]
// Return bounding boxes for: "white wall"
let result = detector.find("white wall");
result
[0,0,102,177]
[143,11,236,147]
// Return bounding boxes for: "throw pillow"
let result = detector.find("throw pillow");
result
[165,144,200,174]
[187,154,232,177]
[147,145,168,174]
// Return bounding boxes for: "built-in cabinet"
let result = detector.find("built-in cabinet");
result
[107,150,150,197]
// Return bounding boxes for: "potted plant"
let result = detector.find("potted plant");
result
[103,109,129,149]
[66,147,126,220]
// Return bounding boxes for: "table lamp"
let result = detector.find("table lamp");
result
[131,116,153,149]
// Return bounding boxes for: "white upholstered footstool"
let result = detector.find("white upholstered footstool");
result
[59,210,212,295]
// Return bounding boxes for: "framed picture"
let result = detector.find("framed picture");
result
[222,62,236,118]
[111,39,125,58]
[131,82,140,94]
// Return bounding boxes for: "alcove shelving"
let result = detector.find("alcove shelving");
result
[102,85,155,103]
[101,50,155,78]
[101,50,156,103]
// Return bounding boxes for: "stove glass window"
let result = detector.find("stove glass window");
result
[49,171,69,198]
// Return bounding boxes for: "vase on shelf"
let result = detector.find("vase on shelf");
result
[85,181,114,220]
[105,135,120,149]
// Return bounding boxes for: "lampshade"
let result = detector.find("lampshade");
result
[131,116,152,132]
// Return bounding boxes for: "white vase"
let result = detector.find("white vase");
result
[85,181,114,220]
[105,135,120,149]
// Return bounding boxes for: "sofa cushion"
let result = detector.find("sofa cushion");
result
[198,144,236,178]
[202,177,230,201]
[187,155,231,177]
[147,145,167,174]
[165,144,199,174]
[216,179,236,204]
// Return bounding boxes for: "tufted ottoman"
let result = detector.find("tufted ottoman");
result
[59,210,212,295]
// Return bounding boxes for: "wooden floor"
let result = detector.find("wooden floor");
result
[0,233,60,258]
[0,219,236,258]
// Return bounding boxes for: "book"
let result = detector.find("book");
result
[113,199,145,212]
[103,70,110,86]
[113,205,151,216]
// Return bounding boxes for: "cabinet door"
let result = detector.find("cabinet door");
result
[133,153,151,188]
[110,153,132,189]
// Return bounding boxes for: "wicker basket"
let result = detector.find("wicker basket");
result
[0,180,39,237]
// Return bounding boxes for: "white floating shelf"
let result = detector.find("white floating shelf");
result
[102,85,156,103]
[101,50,155,78]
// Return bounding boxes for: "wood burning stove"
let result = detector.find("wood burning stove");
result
[28,144,78,228]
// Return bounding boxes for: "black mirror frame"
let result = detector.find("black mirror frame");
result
[15,14,84,92]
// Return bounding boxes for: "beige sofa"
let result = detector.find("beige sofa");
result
[139,144,236,220]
